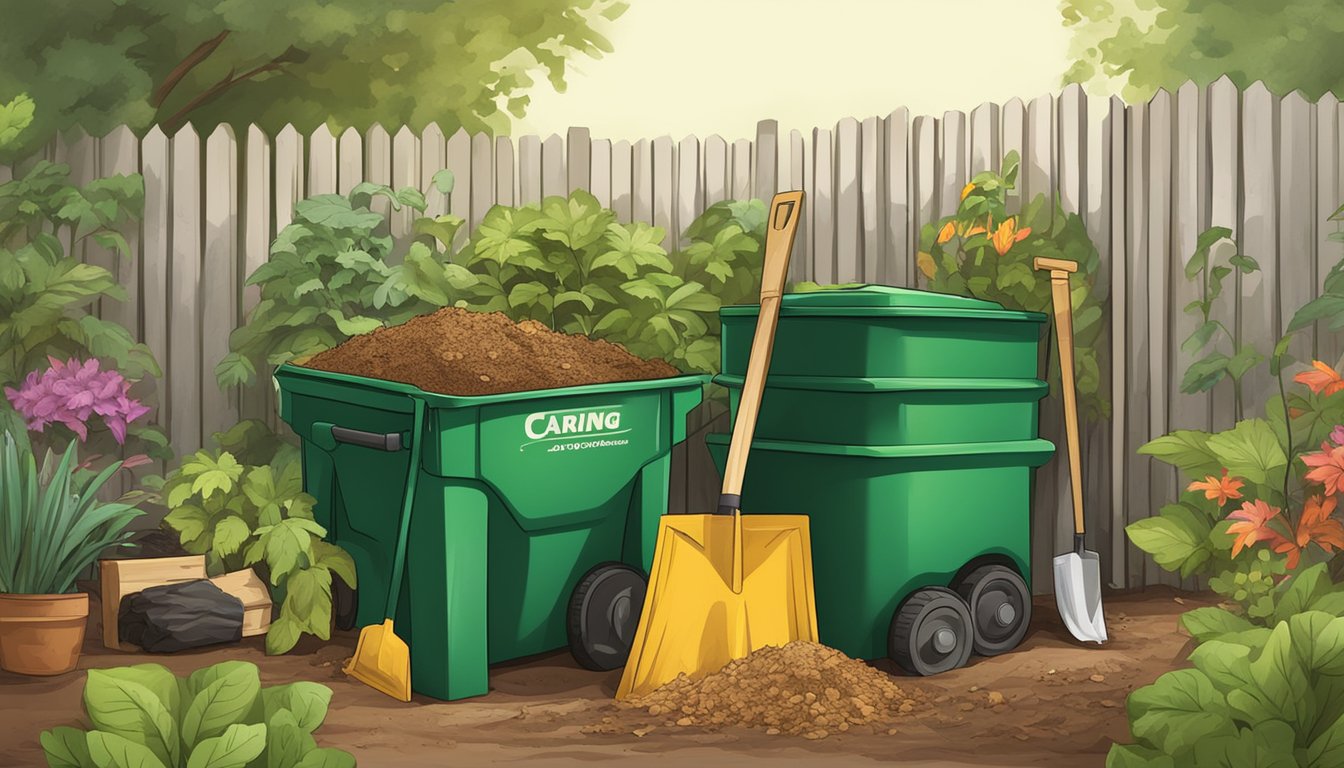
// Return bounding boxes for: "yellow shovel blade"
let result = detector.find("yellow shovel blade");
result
[344,619,412,702]
[615,513,817,700]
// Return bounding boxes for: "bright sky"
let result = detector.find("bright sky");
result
[514,0,1074,141]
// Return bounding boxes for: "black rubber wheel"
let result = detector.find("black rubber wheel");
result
[333,578,357,632]
[567,562,648,671]
[955,565,1031,656]
[888,587,974,675]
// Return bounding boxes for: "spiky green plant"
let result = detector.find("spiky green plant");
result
[0,430,143,594]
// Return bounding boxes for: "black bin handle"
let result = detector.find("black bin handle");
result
[330,425,404,452]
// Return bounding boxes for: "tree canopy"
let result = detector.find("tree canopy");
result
[0,0,625,157]
[1061,0,1344,102]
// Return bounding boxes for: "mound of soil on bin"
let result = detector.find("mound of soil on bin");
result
[299,307,679,396]
[619,641,925,738]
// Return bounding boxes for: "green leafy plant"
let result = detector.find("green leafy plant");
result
[918,151,1110,421]
[215,173,459,388]
[0,430,143,595]
[39,660,355,768]
[1178,226,1269,419]
[1285,202,1344,349]
[0,93,168,467]
[222,176,770,400]
[1107,609,1344,768]
[1182,563,1344,647]
[159,421,354,655]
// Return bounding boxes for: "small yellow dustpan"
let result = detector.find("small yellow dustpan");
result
[616,191,818,700]
[344,396,427,701]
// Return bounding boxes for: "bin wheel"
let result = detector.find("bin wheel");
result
[567,563,648,672]
[333,578,357,632]
[888,587,974,676]
[955,565,1031,656]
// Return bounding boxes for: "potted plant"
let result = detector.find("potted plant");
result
[0,430,143,675]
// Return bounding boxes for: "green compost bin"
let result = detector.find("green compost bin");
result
[720,285,1046,379]
[275,363,705,701]
[715,374,1048,446]
[706,435,1054,661]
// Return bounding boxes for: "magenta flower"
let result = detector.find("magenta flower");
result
[4,357,152,444]
[1333,425,1344,448]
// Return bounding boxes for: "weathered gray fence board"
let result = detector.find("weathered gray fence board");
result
[1240,83,1279,414]
[834,117,862,283]
[1207,79,1241,432]
[202,126,239,443]
[168,127,202,455]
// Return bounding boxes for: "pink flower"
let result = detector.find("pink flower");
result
[1332,425,1344,447]
[4,358,152,445]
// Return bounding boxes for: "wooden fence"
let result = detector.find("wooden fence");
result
[9,76,1344,594]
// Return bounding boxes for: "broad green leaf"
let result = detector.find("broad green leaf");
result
[212,516,252,560]
[1190,720,1300,768]
[1206,419,1287,486]
[83,669,179,767]
[1243,623,1311,728]
[1287,612,1344,675]
[554,290,595,312]
[1182,321,1220,355]
[1288,295,1344,333]
[185,723,266,768]
[264,614,303,656]
[185,453,245,500]
[181,662,262,749]
[1125,504,1212,577]
[163,504,210,542]
[40,726,95,768]
[85,731,168,768]
[1128,669,1236,755]
[1182,351,1231,393]
[283,566,333,639]
[295,749,357,768]
[431,169,455,195]
[1230,254,1261,274]
[1309,711,1344,767]
[508,281,551,309]
[1228,345,1265,379]
[1195,226,1234,255]
[1105,744,1177,768]
[87,664,181,722]
[1189,640,1255,690]
[1139,430,1220,478]
[1182,607,1256,643]
[326,311,382,336]
[294,195,383,231]
[1273,565,1330,624]
[312,541,356,588]
[412,214,464,249]
[262,682,333,732]
[263,710,314,768]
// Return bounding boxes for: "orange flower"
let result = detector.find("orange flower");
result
[1188,469,1245,506]
[1296,495,1344,554]
[936,221,956,244]
[917,251,936,279]
[1296,360,1344,396]
[960,182,975,201]
[1304,442,1344,496]
[1226,499,1290,558]
[991,218,1031,256]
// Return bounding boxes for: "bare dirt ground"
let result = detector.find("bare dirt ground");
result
[1,587,1210,767]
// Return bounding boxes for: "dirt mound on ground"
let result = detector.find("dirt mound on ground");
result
[619,641,925,738]
[299,307,679,396]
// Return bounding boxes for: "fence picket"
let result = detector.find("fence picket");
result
[1279,92,1316,366]
[1106,96,1129,589]
[789,129,810,281]
[676,136,701,248]
[590,138,612,209]
[652,136,675,246]
[447,129,471,248]
[754,119,778,200]
[337,127,362,195]
[1317,95,1342,368]
[1239,83,1279,411]
[611,139,633,223]
[541,134,565,198]
[811,128,835,283]
[202,125,239,442]
[860,116,884,283]
[939,110,968,218]
[390,126,420,239]
[703,134,729,209]
[421,123,448,216]
[731,138,752,201]
[1145,89,1178,589]
[567,127,591,195]
[911,115,938,287]
[518,134,542,206]
[169,127,203,455]
[495,136,515,208]
[883,108,910,286]
[99,126,140,336]
[632,139,652,225]
[834,117,862,283]
[969,101,1000,175]
[1057,84,1087,216]
[241,125,273,426]
[308,125,336,195]
[470,132,493,231]
[1207,78,1241,432]
[1001,98,1027,213]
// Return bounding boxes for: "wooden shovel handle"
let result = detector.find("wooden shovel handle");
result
[1034,257,1086,538]
[718,191,803,511]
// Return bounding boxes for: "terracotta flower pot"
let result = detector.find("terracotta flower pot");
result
[0,592,89,676]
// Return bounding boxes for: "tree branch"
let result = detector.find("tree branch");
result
[159,47,306,132]
[152,30,231,108]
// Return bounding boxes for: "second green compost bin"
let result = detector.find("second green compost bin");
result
[710,284,1054,670]
[276,363,705,700]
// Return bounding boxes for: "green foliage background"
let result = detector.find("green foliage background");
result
[1062,0,1344,102]
[0,0,627,160]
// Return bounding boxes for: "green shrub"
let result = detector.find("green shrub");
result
[918,151,1110,421]
[0,92,168,468]
[40,660,354,767]
[217,175,770,393]
[1108,610,1344,767]
[159,421,354,655]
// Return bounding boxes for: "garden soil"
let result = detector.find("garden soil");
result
[300,307,679,395]
[4,587,1212,767]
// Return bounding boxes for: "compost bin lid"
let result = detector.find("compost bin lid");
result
[720,284,1045,321]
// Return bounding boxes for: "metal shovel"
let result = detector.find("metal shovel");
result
[1035,257,1107,644]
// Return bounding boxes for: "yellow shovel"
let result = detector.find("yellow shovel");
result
[343,396,426,700]
[616,191,818,700]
